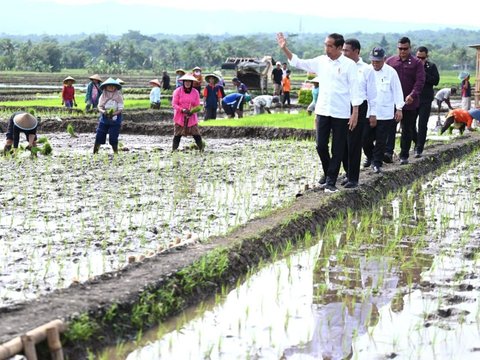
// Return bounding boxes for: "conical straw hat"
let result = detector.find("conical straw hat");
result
[13,113,38,131]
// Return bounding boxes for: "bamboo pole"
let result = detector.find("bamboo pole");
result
[20,335,37,360]
[46,327,64,360]
[0,320,65,360]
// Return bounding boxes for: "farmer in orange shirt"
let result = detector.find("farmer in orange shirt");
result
[440,108,480,135]
[282,69,291,107]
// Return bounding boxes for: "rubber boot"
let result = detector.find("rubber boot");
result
[193,135,204,152]
[93,144,100,154]
[3,144,12,156]
[172,136,181,151]
[112,144,118,154]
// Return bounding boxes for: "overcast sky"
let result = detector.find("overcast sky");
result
[3,0,480,36]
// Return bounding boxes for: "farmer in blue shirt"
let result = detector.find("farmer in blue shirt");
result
[221,93,251,118]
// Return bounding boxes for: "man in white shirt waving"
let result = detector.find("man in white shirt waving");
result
[277,32,363,193]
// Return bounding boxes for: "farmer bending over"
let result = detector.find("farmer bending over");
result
[440,108,480,135]
[3,111,38,154]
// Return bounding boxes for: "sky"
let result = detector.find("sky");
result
[3,0,480,36]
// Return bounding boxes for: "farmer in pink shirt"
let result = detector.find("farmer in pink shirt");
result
[172,73,204,151]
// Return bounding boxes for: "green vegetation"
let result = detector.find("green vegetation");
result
[201,112,315,129]
[0,96,170,110]
[0,29,477,74]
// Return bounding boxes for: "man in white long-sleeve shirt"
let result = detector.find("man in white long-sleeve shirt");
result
[363,47,405,174]
[277,32,363,193]
[340,38,377,188]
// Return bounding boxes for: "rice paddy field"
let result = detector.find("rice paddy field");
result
[1,77,480,359]
[117,152,480,360]
[0,134,320,309]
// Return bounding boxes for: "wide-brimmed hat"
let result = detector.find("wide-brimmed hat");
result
[100,77,122,90]
[192,66,202,71]
[63,76,76,84]
[178,73,197,82]
[175,68,186,75]
[213,70,223,78]
[115,78,125,85]
[309,76,320,83]
[204,74,219,83]
[149,79,161,87]
[88,74,102,82]
[13,112,38,131]
[458,71,470,81]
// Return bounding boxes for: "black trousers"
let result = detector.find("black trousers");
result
[316,115,349,186]
[342,100,368,183]
[414,101,432,154]
[364,119,394,168]
[399,109,418,159]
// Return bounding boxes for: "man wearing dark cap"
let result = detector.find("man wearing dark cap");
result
[385,37,425,165]
[364,47,404,174]
[3,111,38,154]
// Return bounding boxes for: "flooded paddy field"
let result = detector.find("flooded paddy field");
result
[1,128,480,359]
[120,152,480,360]
[0,134,320,309]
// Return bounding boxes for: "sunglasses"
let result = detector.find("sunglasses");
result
[417,56,426,60]
[398,47,410,51]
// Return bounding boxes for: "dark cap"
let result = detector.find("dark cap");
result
[369,47,385,61]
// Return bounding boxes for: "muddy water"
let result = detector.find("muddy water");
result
[120,153,480,360]
[0,134,320,308]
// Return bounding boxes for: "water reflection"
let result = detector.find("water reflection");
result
[118,155,480,360]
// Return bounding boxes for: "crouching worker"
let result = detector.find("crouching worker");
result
[440,108,480,135]
[172,73,204,151]
[252,95,280,115]
[221,93,251,118]
[93,78,124,154]
[3,111,38,154]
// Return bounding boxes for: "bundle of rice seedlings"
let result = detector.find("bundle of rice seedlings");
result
[66,123,77,138]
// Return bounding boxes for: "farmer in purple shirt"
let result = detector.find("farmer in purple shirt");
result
[385,37,425,165]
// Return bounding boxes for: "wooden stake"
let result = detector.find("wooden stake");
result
[20,335,37,360]
[46,327,64,360]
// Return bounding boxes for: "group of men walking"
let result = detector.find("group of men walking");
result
[276,32,470,193]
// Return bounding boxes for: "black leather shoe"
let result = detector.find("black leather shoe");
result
[372,165,382,174]
[318,176,327,188]
[340,177,349,186]
[344,181,358,188]
[363,158,372,168]
[383,154,393,163]
[414,152,422,158]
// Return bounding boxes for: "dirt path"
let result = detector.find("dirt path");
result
[0,128,479,358]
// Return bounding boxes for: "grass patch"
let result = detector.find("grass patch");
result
[0,96,170,111]
[201,112,315,129]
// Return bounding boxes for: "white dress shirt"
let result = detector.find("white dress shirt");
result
[370,63,405,120]
[356,58,377,117]
[289,53,362,118]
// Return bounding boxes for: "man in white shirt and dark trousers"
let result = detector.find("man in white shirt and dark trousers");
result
[277,32,362,193]
[340,38,377,188]
[363,47,405,174]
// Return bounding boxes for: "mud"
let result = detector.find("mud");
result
[0,124,479,358]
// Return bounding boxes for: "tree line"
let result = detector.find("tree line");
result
[0,29,477,73]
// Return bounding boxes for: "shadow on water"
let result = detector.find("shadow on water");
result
[102,152,480,360]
